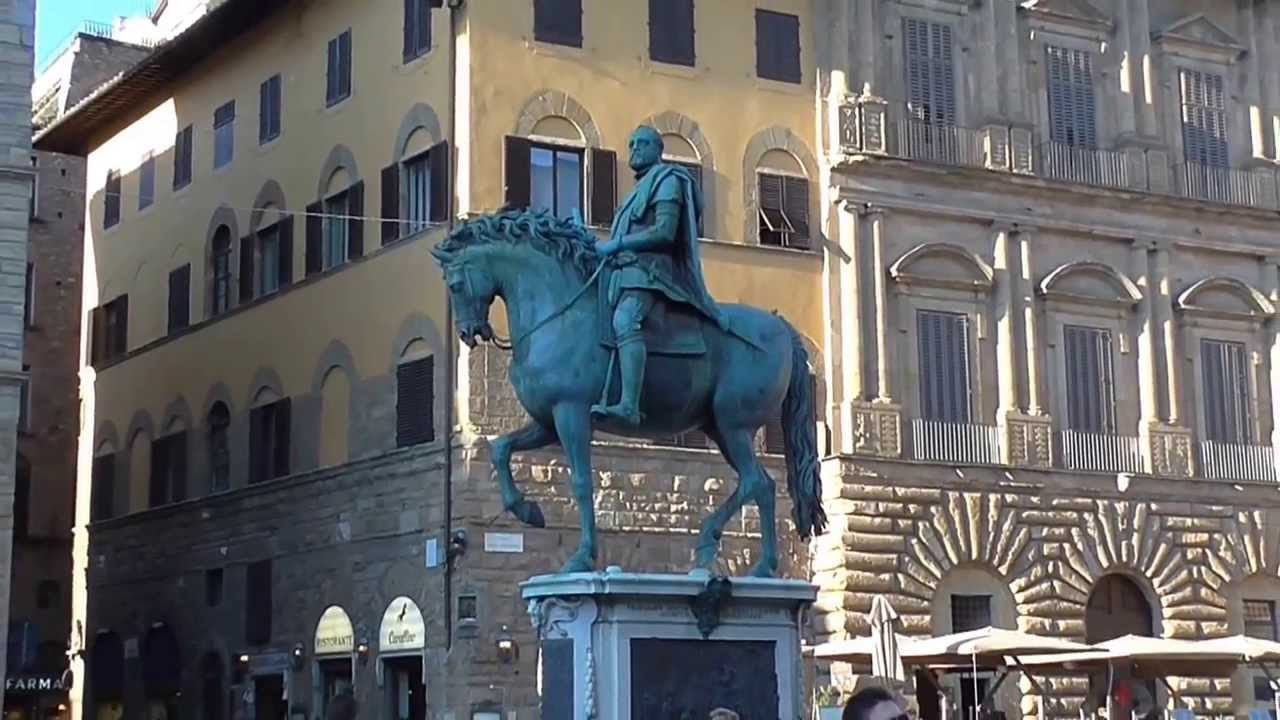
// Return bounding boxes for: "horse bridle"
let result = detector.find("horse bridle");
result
[452,258,608,352]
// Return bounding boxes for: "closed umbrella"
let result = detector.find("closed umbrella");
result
[870,595,906,683]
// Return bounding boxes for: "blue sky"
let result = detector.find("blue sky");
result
[37,0,154,68]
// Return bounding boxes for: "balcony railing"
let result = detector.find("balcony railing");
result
[911,420,1001,465]
[1200,441,1278,483]
[1039,141,1130,190]
[894,118,988,169]
[1175,161,1277,208]
[1060,430,1143,474]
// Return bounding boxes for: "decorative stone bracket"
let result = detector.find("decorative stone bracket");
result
[845,401,902,459]
[1140,423,1194,478]
[999,411,1053,468]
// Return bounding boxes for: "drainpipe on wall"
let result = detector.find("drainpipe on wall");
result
[443,0,462,654]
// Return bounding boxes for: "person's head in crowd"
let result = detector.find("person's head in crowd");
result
[843,686,908,720]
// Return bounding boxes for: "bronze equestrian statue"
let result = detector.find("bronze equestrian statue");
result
[432,125,826,576]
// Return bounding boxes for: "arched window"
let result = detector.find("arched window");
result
[387,128,447,242]
[318,367,351,467]
[246,203,293,300]
[756,149,809,249]
[307,167,363,275]
[200,652,224,720]
[662,134,704,236]
[211,226,232,316]
[396,341,435,448]
[208,402,231,492]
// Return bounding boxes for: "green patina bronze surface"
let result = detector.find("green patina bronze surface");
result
[431,125,826,576]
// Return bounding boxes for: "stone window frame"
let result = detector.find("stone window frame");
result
[311,144,363,275]
[1176,276,1276,449]
[512,90,605,225]
[741,127,818,250]
[1038,261,1144,437]
[889,242,996,425]
[1025,29,1112,153]
[390,103,444,239]
[1156,52,1242,169]
[930,565,1021,719]
[204,206,240,320]
[391,313,447,453]
[123,409,156,516]
[882,2,971,130]
[249,180,292,298]
[643,111,715,238]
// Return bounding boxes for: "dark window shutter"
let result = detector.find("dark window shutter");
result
[326,38,339,103]
[396,356,435,447]
[403,0,416,61]
[249,406,265,484]
[113,295,128,357]
[273,399,291,478]
[171,433,187,503]
[429,140,450,222]
[277,217,293,287]
[305,202,323,275]
[347,180,364,259]
[917,310,971,423]
[783,176,809,246]
[340,31,353,98]
[589,148,616,227]
[258,79,270,142]
[168,265,191,334]
[763,418,785,454]
[650,0,695,66]
[504,136,532,208]
[1201,339,1251,444]
[381,163,400,244]
[149,439,168,508]
[239,235,255,302]
[91,455,115,522]
[534,0,582,46]
[245,560,272,645]
[89,307,105,367]
[756,10,800,83]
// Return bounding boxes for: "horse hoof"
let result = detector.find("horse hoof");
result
[510,500,546,528]
[749,561,778,578]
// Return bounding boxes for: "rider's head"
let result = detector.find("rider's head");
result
[628,126,664,174]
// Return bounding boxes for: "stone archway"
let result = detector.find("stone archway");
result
[1086,575,1157,719]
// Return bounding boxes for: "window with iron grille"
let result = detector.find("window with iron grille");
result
[211,227,232,316]
[757,173,808,248]
[404,0,431,61]
[917,310,971,423]
[950,594,991,632]
[149,432,188,508]
[173,125,193,190]
[139,153,155,210]
[326,30,353,107]
[755,9,800,83]
[903,18,955,127]
[534,0,582,47]
[245,560,273,645]
[91,454,116,522]
[259,74,282,144]
[1045,46,1097,148]
[103,170,121,228]
[1201,339,1251,444]
[650,0,695,67]
[1180,68,1229,168]
[213,100,235,169]
[397,356,435,447]
[1063,325,1116,434]
[1245,600,1277,641]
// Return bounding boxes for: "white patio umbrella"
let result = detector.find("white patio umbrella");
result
[811,633,917,666]
[870,595,906,683]
[902,626,1094,666]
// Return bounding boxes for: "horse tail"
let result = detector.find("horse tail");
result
[781,324,827,539]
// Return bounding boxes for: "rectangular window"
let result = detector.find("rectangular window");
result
[1180,68,1229,168]
[903,18,956,127]
[103,294,129,361]
[205,568,224,608]
[1201,338,1251,444]
[917,310,972,423]
[139,153,156,209]
[1245,600,1277,641]
[950,594,992,632]
[249,398,291,484]
[174,125,193,189]
[530,144,583,221]
[23,262,33,328]
[91,454,116,522]
[258,224,281,296]
[213,100,235,169]
[1063,325,1116,434]
[534,0,583,47]
[397,355,435,447]
[403,0,431,62]
[149,431,188,508]
[259,74,282,144]
[757,173,809,249]
[1046,45,1097,148]
[323,193,350,269]
[245,560,273,645]
[755,9,801,84]
[650,0,695,67]
[167,264,191,334]
[103,170,121,228]
[326,30,353,107]
[404,152,431,235]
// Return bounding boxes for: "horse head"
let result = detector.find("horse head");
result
[431,239,500,349]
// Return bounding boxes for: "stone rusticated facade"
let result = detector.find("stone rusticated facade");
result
[815,456,1280,716]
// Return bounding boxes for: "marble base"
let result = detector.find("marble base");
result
[523,568,817,720]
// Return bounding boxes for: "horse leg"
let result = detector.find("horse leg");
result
[552,402,597,573]
[491,421,557,528]
[694,425,754,572]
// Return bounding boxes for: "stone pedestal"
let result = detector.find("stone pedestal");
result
[523,569,816,720]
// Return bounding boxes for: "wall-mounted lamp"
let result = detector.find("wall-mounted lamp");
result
[355,640,371,665]
[290,643,306,671]
[234,653,251,683]
[495,625,518,664]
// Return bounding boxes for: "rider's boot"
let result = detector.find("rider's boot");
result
[591,338,646,425]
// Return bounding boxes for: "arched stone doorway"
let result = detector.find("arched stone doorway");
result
[1086,575,1157,719]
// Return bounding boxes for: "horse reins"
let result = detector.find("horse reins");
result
[489,260,608,351]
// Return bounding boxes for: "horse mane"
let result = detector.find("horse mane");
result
[437,207,600,278]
